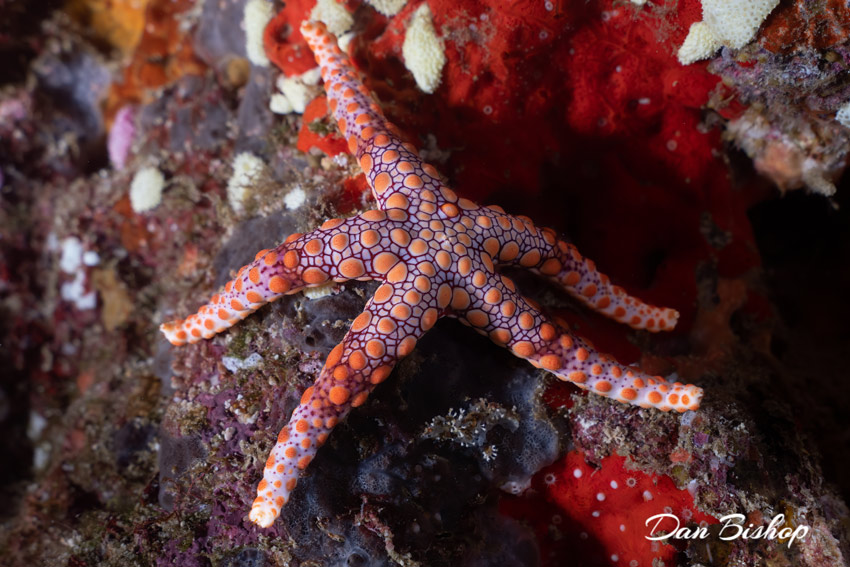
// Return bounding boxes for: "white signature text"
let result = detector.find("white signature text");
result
[645,513,809,547]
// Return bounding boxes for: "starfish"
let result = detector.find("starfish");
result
[160,20,704,528]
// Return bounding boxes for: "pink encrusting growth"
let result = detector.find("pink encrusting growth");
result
[160,21,703,528]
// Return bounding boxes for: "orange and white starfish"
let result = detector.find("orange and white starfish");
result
[160,21,703,528]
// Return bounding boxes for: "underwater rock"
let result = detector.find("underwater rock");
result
[2,1,850,566]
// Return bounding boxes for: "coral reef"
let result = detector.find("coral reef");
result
[685,0,850,197]
[709,47,850,196]
[760,0,850,53]
[1,0,850,566]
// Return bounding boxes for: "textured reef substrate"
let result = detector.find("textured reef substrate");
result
[1,1,850,566]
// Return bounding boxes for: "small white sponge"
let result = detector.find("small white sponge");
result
[130,166,165,213]
[303,281,336,299]
[402,3,446,94]
[275,68,322,114]
[228,153,266,212]
[244,0,273,66]
[677,21,721,65]
[365,0,407,16]
[310,0,353,37]
[284,186,307,210]
[269,93,294,114]
[836,101,850,128]
[677,0,778,65]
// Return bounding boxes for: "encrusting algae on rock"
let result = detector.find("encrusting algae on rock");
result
[2,1,850,566]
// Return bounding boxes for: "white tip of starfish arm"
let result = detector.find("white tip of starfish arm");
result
[160,320,189,345]
[249,505,277,528]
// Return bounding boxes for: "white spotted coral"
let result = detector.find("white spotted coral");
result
[677,0,779,65]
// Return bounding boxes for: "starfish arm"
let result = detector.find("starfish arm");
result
[160,216,385,345]
[249,282,440,527]
[300,21,452,211]
[536,237,680,332]
[470,208,679,332]
[457,274,701,412]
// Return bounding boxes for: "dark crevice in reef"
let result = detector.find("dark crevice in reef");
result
[0,0,64,85]
[748,177,850,504]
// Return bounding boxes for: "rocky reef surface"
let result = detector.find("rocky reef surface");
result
[1,1,850,566]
